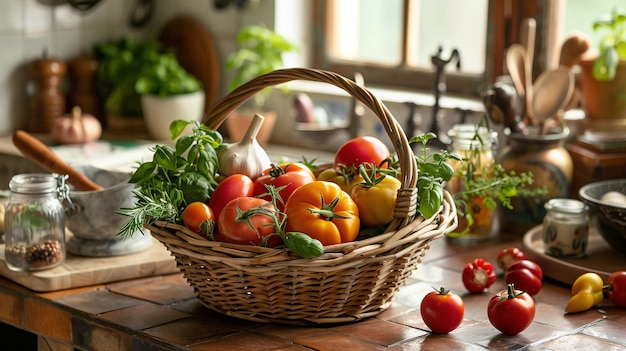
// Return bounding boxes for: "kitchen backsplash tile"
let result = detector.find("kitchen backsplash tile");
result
[24,0,53,34]
[0,0,24,34]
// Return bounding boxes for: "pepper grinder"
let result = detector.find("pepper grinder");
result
[68,54,101,123]
[28,53,66,133]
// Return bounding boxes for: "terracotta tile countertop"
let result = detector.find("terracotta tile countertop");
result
[1,232,625,351]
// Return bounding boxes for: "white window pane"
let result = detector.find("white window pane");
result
[407,0,487,74]
[561,0,625,51]
[328,0,403,65]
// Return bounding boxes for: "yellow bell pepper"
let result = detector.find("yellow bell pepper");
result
[565,272,604,313]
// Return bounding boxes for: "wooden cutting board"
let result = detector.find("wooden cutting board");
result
[0,237,178,292]
[159,15,221,113]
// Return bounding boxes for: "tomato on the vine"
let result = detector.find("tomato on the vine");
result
[208,174,254,220]
[420,287,465,334]
[182,202,215,236]
[253,163,315,211]
[505,260,543,296]
[334,136,390,169]
[284,181,360,246]
[216,197,279,246]
[488,283,536,335]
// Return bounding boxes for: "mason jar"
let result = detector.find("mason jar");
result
[445,124,498,243]
[542,198,589,258]
[4,174,71,271]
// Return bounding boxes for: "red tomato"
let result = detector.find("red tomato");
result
[333,136,391,169]
[253,163,315,211]
[462,258,497,293]
[420,287,465,334]
[216,197,279,246]
[488,283,536,335]
[606,271,626,307]
[182,202,215,236]
[505,260,543,296]
[208,174,254,220]
[496,247,528,271]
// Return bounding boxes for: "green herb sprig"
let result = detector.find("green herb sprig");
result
[117,120,224,238]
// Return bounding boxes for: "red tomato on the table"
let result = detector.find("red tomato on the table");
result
[208,174,254,220]
[462,258,497,293]
[253,163,315,211]
[333,136,390,169]
[607,270,626,308]
[420,287,465,334]
[488,283,535,335]
[505,260,543,296]
[496,247,528,271]
[216,197,279,246]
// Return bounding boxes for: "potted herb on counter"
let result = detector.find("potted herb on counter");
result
[223,24,298,144]
[94,38,203,139]
[578,7,626,120]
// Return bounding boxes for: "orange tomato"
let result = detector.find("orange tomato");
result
[284,181,360,245]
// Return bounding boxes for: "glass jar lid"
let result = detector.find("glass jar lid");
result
[9,173,59,194]
[544,198,588,214]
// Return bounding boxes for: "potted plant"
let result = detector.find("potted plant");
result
[579,7,626,120]
[94,38,203,139]
[223,24,298,144]
[135,49,204,140]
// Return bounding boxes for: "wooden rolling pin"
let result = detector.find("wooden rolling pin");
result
[12,129,104,192]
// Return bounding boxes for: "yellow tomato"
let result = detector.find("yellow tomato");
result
[351,174,401,227]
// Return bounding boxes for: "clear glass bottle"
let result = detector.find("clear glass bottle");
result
[4,174,71,271]
[542,198,589,258]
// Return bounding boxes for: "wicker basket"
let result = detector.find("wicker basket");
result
[147,68,458,325]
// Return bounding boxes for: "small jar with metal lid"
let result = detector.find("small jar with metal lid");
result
[4,173,72,271]
[542,198,589,258]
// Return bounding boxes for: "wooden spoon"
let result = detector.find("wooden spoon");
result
[530,68,574,132]
[505,44,528,101]
[12,130,104,192]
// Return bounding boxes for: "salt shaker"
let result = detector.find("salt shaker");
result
[4,174,73,271]
[542,198,589,258]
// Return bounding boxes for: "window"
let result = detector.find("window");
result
[313,0,624,98]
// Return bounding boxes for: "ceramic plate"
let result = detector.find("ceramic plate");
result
[523,225,626,285]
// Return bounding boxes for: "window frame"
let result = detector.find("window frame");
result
[312,0,557,97]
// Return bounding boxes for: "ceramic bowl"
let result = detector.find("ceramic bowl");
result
[579,179,626,255]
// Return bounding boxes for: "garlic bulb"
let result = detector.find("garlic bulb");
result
[51,106,102,144]
[218,113,272,179]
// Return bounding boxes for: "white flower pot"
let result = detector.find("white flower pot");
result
[141,91,205,140]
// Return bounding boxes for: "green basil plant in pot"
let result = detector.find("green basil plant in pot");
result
[579,7,626,121]
[223,24,298,145]
[94,38,203,139]
[135,48,204,141]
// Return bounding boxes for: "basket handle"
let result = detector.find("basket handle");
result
[203,68,419,227]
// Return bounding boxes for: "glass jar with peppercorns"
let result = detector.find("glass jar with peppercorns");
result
[4,173,73,271]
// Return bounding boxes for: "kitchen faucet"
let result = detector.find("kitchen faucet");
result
[429,46,461,144]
